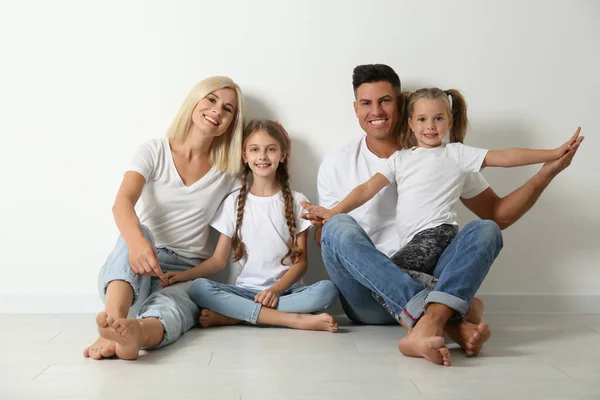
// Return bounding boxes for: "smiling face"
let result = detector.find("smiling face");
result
[242,129,286,180]
[353,81,399,141]
[408,98,453,148]
[190,87,237,138]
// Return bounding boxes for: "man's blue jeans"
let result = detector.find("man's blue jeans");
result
[321,214,503,327]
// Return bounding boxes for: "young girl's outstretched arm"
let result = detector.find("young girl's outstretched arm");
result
[159,234,232,287]
[254,231,309,308]
[483,128,581,168]
[303,173,390,221]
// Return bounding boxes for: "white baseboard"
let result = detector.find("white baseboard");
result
[478,294,600,314]
[0,294,103,313]
[1,294,599,314]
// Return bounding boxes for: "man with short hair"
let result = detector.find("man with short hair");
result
[302,64,583,366]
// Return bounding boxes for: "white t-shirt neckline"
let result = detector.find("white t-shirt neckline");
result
[163,137,217,190]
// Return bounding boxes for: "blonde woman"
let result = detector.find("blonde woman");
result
[84,76,245,360]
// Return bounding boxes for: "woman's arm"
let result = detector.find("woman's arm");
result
[113,171,163,277]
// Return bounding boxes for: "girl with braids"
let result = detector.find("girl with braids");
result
[162,120,339,332]
[304,87,581,287]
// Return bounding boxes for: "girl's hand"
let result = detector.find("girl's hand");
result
[255,287,282,308]
[300,201,335,223]
[128,237,163,277]
[554,127,582,159]
[160,271,184,287]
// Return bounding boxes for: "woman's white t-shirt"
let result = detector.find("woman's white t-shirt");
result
[210,190,312,290]
[378,143,488,248]
[127,137,240,259]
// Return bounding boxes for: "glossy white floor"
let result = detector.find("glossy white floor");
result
[1,313,600,400]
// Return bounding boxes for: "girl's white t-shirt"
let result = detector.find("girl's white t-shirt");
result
[210,190,312,290]
[378,143,488,248]
[127,137,240,259]
[318,136,490,257]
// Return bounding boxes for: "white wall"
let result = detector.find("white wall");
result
[1,0,598,311]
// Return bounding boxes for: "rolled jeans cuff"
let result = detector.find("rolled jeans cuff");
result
[425,291,469,318]
[400,289,430,328]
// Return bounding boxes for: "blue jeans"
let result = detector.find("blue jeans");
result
[321,214,502,327]
[188,279,338,324]
[98,225,203,348]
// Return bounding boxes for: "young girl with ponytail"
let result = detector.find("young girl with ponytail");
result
[303,87,581,286]
[162,119,339,333]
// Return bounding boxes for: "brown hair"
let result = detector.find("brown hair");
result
[398,88,469,149]
[231,120,302,266]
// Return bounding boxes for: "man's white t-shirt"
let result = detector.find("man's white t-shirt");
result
[317,136,490,257]
[127,137,240,259]
[210,190,312,290]
[379,143,489,248]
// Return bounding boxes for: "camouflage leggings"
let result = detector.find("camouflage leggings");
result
[372,224,458,321]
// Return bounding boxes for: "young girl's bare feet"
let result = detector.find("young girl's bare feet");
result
[199,309,243,328]
[290,313,338,333]
[398,315,451,366]
[444,320,491,356]
[98,314,144,360]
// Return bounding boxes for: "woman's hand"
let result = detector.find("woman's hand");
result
[254,287,282,308]
[128,237,163,277]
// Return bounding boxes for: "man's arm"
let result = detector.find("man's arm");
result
[462,136,583,229]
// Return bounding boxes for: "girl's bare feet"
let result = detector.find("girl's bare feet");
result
[290,313,338,332]
[199,309,243,328]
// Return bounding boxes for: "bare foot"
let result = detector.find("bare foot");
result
[83,336,116,360]
[444,320,491,356]
[98,315,144,360]
[465,297,484,324]
[290,313,338,333]
[199,309,243,328]
[397,316,451,366]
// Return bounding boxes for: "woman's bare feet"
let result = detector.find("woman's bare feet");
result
[83,325,116,360]
[444,320,491,356]
[290,313,338,332]
[397,314,451,366]
[96,312,144,360]
[199,309,243,328]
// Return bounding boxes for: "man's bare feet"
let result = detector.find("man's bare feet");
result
[291,313,338,333]
[444,320,491,356]
[97,313,144,360]
[398,315,451,366]
[199,309,243,328]
[83,335,116,360]
[465,297,484,324]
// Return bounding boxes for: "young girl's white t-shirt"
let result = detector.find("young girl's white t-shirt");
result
[127,137,240,259]
[318,136,490,257]
[210,190,312,290]
[378,142,488,248]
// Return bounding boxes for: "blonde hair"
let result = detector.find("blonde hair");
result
[231,120,302,266]
[166,76,245,176]
[398,88,469,149]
